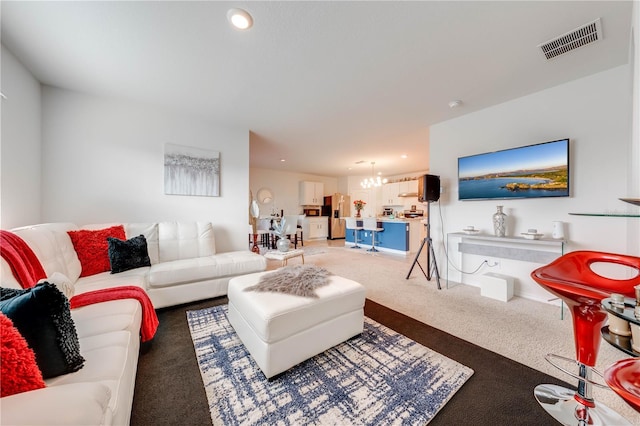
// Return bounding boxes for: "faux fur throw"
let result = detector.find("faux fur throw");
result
[245,265,332,298]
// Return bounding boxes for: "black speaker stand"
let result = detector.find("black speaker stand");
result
[406,201,441,289]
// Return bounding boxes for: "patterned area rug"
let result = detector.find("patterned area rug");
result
[187,305,473,425]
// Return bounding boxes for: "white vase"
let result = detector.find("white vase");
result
[552,221,564,239]
[276,237,291,252]
[492,206,507,237]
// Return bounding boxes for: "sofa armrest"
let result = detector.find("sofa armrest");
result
[0,382,112,425]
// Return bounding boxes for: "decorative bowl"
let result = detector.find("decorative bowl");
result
[521,232,543,240]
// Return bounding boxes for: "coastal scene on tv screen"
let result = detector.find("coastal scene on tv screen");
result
[458,139,569,200]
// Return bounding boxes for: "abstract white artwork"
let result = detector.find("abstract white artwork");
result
[164,144,220,197]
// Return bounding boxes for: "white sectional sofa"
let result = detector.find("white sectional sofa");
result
[0,221,266,425]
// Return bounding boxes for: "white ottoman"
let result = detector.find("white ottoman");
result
[227,271,366,379]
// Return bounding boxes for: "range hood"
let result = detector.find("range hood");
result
[398,192,418,197]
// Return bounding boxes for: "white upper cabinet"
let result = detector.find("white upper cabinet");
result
[381,182,400,205]
[382,180,419,206]
[299,181,324,205]
[399,180,418,196]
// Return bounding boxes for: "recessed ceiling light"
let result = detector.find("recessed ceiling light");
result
[227,8,253,30]
[448,100,463,108]
[400,154,408,159]
[280,158,286,162]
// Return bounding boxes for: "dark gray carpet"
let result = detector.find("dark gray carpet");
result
[131,297,572,425]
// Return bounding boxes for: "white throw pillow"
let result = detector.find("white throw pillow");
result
[38,272,75,299]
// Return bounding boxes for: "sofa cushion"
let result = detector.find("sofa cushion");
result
[148,251,266,288]
[126,223,159,265]
[10,223,82,283]
[44,328,140,426]
[108,235,151,274]
[84,223,159,265]
[74,268,149,296]
[0,312,46,397]
[46,332,131,386]
[0,382,113,426]
[0,258,22,289]
[158,222,216,262]
[68,226,126,277]
[0,284,85,379]
[71,298,142,340]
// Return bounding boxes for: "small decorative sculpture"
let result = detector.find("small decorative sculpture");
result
[272,218,291,252]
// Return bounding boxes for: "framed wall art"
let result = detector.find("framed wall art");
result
[164,143,220,197]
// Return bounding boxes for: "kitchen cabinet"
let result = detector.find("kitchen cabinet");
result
[399,180,418,197]
[299,181,324,206]
[303,217,328,240]
[382,180,419,206]
[381,182,400,205]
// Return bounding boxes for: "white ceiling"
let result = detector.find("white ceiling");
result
[1,1,633,178]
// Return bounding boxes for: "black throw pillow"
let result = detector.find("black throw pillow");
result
[0,287,24,301]
[0,283,84,378]
[108,234,151,274]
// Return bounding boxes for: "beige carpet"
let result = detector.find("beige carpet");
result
[264,241,640,423]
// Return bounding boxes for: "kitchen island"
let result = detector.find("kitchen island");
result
[345,217,423,254]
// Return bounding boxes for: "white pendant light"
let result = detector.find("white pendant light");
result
[360,162,387,189]
[227,8,253,30]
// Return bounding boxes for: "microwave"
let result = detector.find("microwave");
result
[303,208,321,216]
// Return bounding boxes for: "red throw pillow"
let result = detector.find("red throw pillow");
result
[68,225,126,277]
[0,312,46,397]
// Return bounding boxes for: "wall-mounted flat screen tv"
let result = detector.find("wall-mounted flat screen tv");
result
[458,138,569,201]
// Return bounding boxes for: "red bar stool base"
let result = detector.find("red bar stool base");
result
[534,383,631,425]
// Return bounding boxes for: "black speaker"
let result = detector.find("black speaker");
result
[418,174,440,202]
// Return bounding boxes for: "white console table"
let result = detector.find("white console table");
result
[448,232,565,262]
[446,232,566,316]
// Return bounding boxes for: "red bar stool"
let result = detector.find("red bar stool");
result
[531,250,640,425]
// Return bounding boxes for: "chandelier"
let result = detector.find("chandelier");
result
[360,162,387,189]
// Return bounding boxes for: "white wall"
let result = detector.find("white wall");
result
[430,65,635,302]
[39,86,250,252]
[250,167,338,216]
[0,44,42,228]
[630,1,640,255]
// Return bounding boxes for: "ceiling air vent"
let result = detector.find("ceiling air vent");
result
[538,18,602,60]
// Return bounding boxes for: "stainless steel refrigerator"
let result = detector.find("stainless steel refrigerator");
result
[322,193,350,239]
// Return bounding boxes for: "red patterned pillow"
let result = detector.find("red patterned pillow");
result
[0,312,46,397]
[68,225,126,277]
